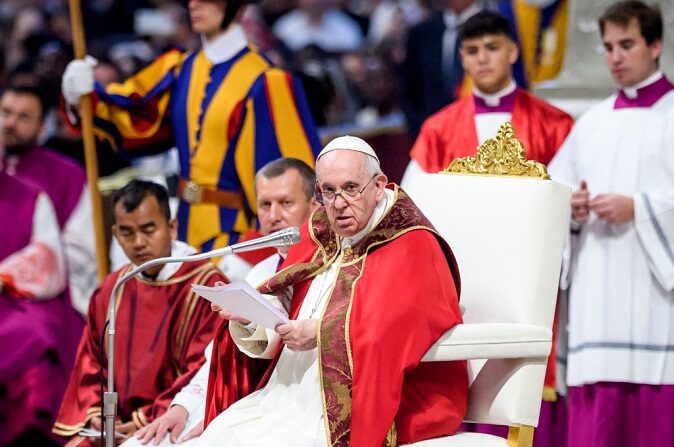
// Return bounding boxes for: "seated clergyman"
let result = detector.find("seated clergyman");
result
[54,180,223,446]
[200,136,468,446]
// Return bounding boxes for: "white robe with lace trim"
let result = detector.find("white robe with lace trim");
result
[548,88,674,386]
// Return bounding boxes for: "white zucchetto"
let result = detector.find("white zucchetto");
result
[317,135,380,164]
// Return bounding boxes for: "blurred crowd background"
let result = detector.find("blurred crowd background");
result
[1,0,672,185]
[0,0,574,185]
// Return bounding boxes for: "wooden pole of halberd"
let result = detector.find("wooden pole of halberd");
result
[68,0,109,280]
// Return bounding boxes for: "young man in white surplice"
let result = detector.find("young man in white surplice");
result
[548,1,674,446]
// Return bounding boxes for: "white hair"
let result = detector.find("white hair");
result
[364,153,382,176]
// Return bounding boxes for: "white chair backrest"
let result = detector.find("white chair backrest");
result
[405,173,570,427]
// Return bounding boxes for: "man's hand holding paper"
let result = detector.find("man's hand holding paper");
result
[275,319,318,351]
[192,280,289,329]
[208,282,252,324]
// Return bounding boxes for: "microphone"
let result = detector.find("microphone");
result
[101,227,300,447]
[229,226,300,254]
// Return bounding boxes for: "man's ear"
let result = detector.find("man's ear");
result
[374,173,388,201]
[309,196,320,211]
[508,40,519,65]
[649,39,662,63]
[169,218,178,240]
[111,224,119,241]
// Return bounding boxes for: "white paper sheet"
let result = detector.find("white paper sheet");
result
[191,281,289,329]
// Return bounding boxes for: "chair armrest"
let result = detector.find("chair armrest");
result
[421,323,552,362]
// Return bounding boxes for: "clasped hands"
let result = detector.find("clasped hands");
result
[571,180,634,225]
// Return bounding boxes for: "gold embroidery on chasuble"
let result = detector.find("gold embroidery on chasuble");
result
[258,186,439,446]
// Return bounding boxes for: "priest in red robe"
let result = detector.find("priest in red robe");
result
[402,10,573,186]
[53,180,222,446]
[201,136,468,446]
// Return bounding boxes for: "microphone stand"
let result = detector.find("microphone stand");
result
[102,227,299,447]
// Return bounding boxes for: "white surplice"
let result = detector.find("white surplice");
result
[548,75,674,387]
[196,190,394,447]
[0,192,65,299]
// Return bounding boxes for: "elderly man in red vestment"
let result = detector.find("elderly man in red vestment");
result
[402,10,573,186]
[53,180,223,446]
[199,136,468,446]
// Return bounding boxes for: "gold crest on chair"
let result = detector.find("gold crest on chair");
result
[443,122,550,180]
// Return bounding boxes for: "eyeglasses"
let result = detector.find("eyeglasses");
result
[315,174,378,205]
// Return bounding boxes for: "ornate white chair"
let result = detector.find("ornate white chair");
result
[403,123,571,447]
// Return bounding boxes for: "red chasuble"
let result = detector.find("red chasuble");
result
[53,260,223,445]
[207,185,468,445]
[410,88,574,171]
[203,320,272,427]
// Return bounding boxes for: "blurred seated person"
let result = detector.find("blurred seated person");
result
[53,180,223,446]
[273,0,363,53]
[0,131,78,447]
[199,136,467,446]
[0,83,98,316]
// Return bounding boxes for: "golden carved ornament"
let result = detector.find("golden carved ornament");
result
[443,122,550,179]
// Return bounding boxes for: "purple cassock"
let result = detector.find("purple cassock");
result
[4,146,86,228]
[0,171,83,445]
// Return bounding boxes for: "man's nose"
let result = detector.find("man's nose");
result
[333,193,349,208]
[133,232,147,248]
[608,49,623,65]
[269,202,282,220]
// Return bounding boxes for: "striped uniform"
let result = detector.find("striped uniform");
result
[91,44,321,252]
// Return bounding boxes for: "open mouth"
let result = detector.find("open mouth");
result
[336,216,353,225]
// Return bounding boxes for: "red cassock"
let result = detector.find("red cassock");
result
[53,260,223,446]
[410,88,574,170]
[207,185,469,445]
[202,228,279,427]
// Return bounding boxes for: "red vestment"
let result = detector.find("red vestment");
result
[207,185,468,445]
[202,230,280,427]
[410,89,574,171]
[53,259,223,445]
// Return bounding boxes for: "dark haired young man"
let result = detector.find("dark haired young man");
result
[61,0,321,259]
[402,10,573,187]
[549,2,674,445]
[54,180,224,447]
